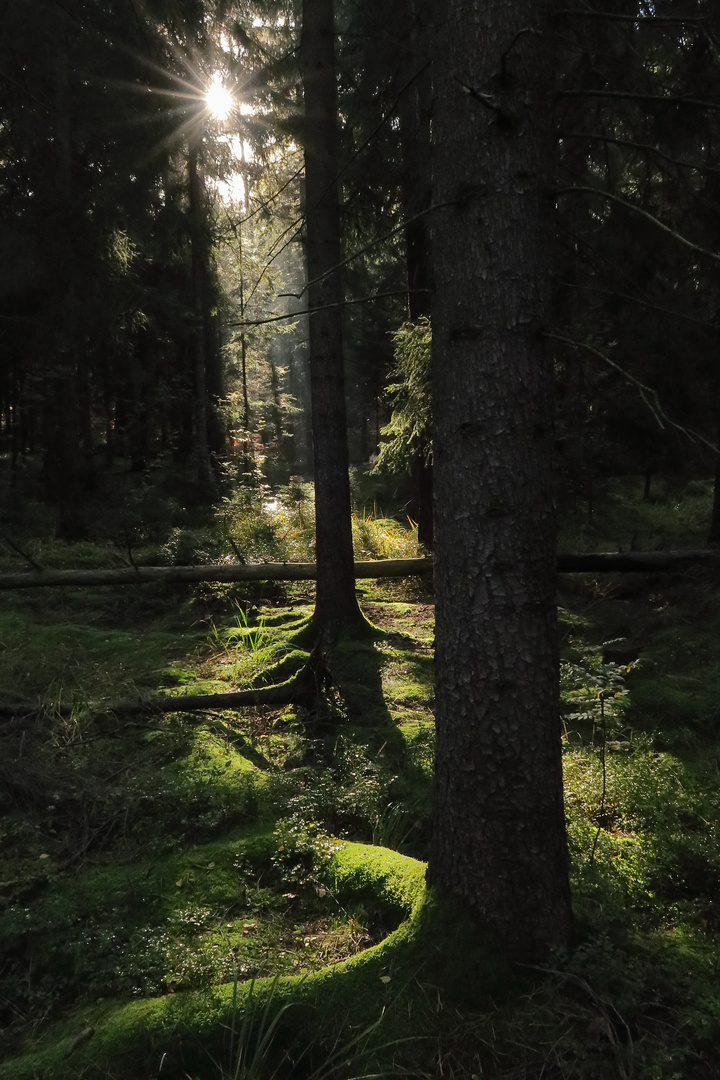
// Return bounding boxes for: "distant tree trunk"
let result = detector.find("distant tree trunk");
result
[301,0,365,634]
[188,138,221,494]
[708,417,720,545]
[45,37,85,539]
[396,0,433,548]
[428,0,573,961]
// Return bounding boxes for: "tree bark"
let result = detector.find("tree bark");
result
[428,0,573,960]
[301,0,365,635]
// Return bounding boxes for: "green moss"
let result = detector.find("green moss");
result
[0,842,431,1080]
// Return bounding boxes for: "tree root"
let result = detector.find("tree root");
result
[0,643,328,725]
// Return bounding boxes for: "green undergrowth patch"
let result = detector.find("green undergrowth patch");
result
[218,484,422,568]
[0,567,438,1070]
[0,610,185,707]
[4,484,720,1077]
[557,526,720,1076]
[559,474,714,553]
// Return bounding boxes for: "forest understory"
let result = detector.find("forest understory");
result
[0,476,719,1079]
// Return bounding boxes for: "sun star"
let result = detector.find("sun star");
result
[205,75,233,121]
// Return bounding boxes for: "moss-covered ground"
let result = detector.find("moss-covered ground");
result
[1,478,719,1078]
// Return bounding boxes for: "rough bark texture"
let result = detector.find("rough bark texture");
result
[428,0,573,960]
[301,0,364,634]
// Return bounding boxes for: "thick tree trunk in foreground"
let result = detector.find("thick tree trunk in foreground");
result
[301,0,364,634]
[428,0,573,961]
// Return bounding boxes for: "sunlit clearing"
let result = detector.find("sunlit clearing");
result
[206,75,233,121]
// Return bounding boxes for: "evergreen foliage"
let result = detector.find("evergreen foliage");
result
[372,318,431,476]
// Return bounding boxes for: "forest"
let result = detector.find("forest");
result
[1,0,720,1077]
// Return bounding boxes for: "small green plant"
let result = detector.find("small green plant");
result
[218,975,297,1080]
[232,604,268,656]
[271,817,343,893]
[217,975,400,1080]
[561,647,636,744]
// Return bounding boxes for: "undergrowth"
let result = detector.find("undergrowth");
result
[1,483,720,1078]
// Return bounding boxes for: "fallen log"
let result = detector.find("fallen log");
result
[0,557,432,590]
[0,550,719,590]
[556,550,720,572]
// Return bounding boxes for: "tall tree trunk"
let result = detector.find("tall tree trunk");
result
[45,34,85,539]
[188,138,215,495]
[708,415,720,545]
[301,0,364,635]
[428,0,573,961]
[395,0,434,548]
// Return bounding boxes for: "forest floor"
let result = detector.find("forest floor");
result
[1,477,720,1078]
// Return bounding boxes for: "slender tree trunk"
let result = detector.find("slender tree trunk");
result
[708,416,720,545]
[395,0,434,548]
[45,36,85,539]
[428,0,573,961]
[301,0,364,634]
[188,139,215,494]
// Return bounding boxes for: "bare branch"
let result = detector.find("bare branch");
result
[556,9,706,25]
[558,89,720,111]
[285,202,456,301]
[218,165,304,233]
[545,331,718,453]
[558,280,718,332]
[1,535,43,571]
[556,185,720,266]
[559,130,720,177]
[228,289,426,329]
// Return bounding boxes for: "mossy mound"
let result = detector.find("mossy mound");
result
[0,842,432,1080]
